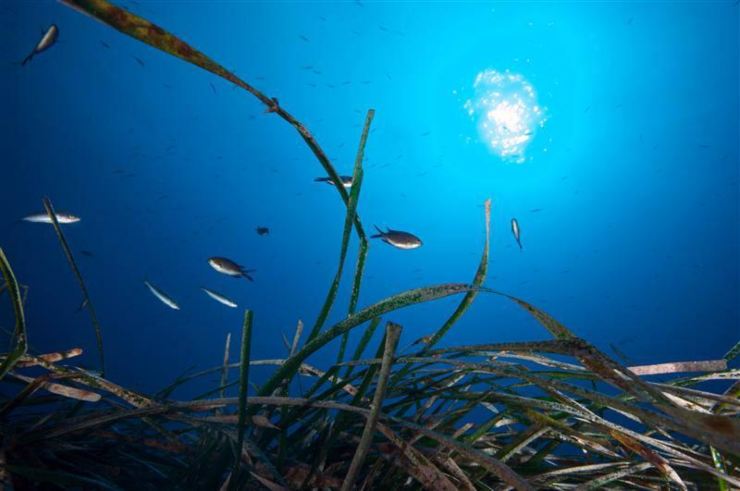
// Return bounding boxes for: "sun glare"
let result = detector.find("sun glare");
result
[464,69,546,163]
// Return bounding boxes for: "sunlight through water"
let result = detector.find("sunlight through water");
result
[464,69,547,163]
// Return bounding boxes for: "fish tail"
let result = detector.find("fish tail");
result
[313,177,328,183]
[21,53,34,66]
[370,224,385,239]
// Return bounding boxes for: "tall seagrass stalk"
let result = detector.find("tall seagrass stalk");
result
[0,249,26,380]
[426,197,491,349]
[42,198,105,375]
[234,310,253,476]
[340,322,401,491]
[310,109,374,344]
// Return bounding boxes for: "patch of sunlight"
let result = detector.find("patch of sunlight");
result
[464,69,547,163]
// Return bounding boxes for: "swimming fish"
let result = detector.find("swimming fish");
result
[256,226,270,236]
[371,226,422,250]
[75,298,88,313]
[201,287,238,308]
[511,218,522,250]
[208,257,256,281]
[22,24,58,65]
[143,281,180,310]
[22,212,80,224]
[314,175,353,188]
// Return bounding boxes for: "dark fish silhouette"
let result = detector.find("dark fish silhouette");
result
[256,226,270,236]
[314,175,353,188]
[22,24,58,65]
[208,257,256,281]
[371,226,422,250]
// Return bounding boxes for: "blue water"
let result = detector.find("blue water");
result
[2,1,738,395]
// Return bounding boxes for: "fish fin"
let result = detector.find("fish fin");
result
[370,224,385,239]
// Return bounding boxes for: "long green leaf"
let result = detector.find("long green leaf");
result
[60,0,367,242]
[43,197,105,375]
[234,310,253,475]
[0,248,27,380]
[256,283,473,398]
[425,198,491,349]
[310,109,374,344]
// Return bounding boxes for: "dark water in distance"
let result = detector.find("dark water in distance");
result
[1,1,738,395]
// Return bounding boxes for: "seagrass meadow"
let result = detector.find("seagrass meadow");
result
[2,0,739,490]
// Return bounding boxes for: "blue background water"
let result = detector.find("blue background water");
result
[1,1,738,395]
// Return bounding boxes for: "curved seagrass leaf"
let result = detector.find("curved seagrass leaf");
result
[8,372,101,402]
[424,198,491,350]
[723,340,740,362]
[26,356,153,408]
[257,283,476,398]
[311,110,374,344]
[374,422,460,491]
[0,248,27,380]
[59,0,362,230]
[575,462,653,490]
[496,292,576,340]
[388,198,491,388]
[608,429,688,490]
[43,197,105,375]
[384,417,534,491]
[346,112,375,317]
[497,292,740,455]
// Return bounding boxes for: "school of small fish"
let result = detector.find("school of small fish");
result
[16,24,531,312]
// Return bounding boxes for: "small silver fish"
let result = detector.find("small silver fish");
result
[314,175,353,188]
[201,287,238,308]
[22,212,80,224]
[22,24,59,66]
[208,257,255,281]
[371,225,422,250]
[75,298,89,313]
[144,281,180,310]
[511,218,522,250]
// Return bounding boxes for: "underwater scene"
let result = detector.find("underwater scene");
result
[1,0,739,489]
